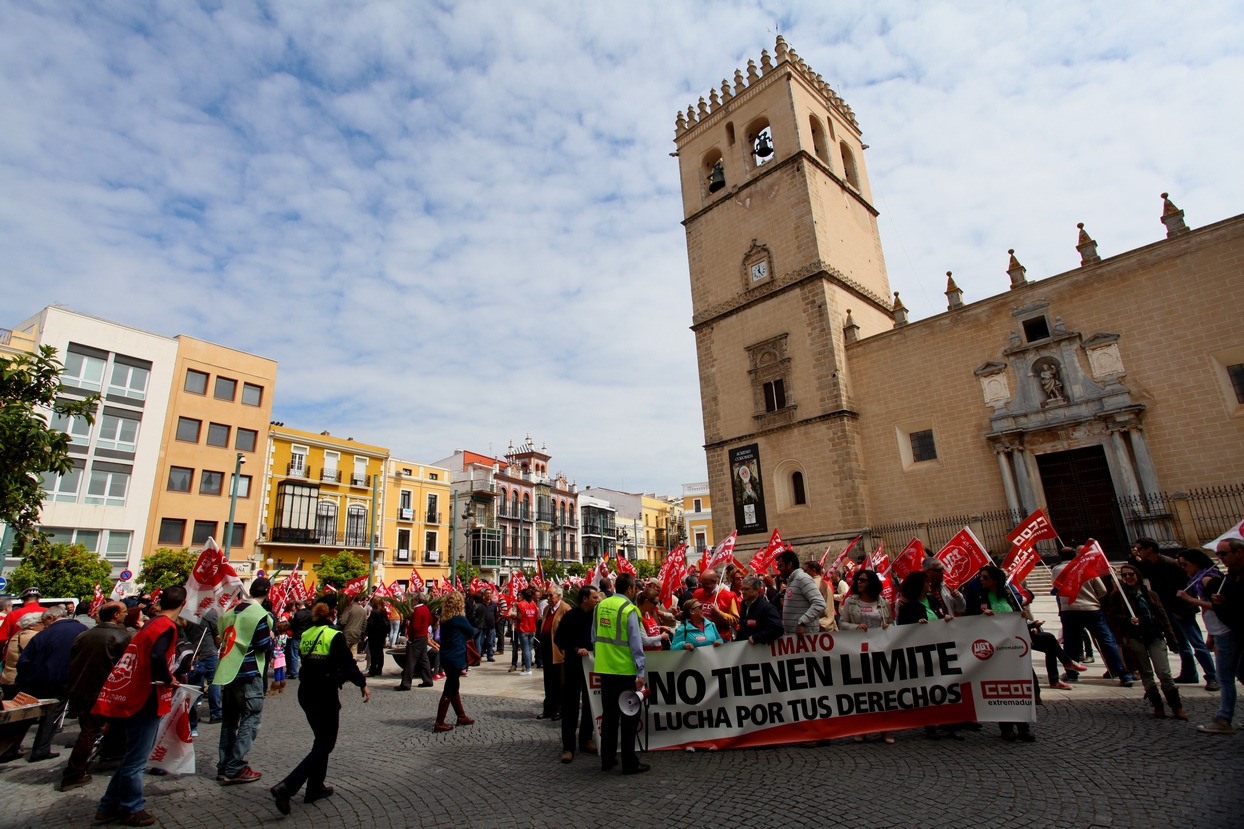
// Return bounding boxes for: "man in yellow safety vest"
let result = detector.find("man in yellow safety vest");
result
[590,572,650,775]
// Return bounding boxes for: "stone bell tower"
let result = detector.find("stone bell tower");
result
[674,36,894,548]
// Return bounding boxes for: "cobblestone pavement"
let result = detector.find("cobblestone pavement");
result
[1,661,1240,829]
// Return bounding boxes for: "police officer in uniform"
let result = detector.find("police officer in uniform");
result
[270,600,369,815]
[590,572,650,775]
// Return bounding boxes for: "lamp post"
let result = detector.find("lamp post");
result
[223,452,246,560]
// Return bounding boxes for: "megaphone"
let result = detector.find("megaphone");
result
[619,687,650,717]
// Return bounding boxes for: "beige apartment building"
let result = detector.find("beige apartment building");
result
[145,337,277,563]
[676,36,1244,560]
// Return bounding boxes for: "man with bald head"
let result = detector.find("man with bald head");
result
[61,601,132,790]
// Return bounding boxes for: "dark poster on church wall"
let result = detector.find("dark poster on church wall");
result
[728,443,767,535]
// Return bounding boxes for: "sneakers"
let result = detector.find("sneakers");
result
[1206,680,1221,692]
[1051,681,1073,690]
[1117,676,1135,688]
[1066,662,1088,673]
[221,766,262,785]
[520,670,532,676]
[1060,673,1080,683]
[1197,718,1235,735]
[119,811,157,827]
[508,666,518,673]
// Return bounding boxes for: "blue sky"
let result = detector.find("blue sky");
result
[3,1,1242,495]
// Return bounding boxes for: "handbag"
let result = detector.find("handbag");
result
[466,639,482,667]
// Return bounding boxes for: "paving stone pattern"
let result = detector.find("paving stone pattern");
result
[0,677,1239,829]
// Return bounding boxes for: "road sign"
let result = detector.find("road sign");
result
[119,570,133,582]
[0,576,8,592]
[255,569,266,579]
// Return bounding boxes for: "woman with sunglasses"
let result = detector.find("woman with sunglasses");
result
[1105,563,1187,720]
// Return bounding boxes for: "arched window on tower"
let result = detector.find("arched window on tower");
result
[808,115,831,165]
[792,471,807,506]
[840,142,860,189]
[746,117,774,169]
[702,148,725,198]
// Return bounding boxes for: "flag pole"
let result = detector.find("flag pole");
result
[1108,568,1136,617]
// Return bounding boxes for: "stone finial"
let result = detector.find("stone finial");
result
[843,308,860,343]
[746,59,760,83]
[721,79,732,102]
[686,105,696,124]
[697,97,709,118]
[1160,192,1189,237]
[734,68,746,93]
[1007,249,1028,290]
[675,110,686,134]
[1076,222,1100,265]
[892,292,909,328]
[945,271,964,310]
[775,35,789,63]
[709,88,720,110]
[760,49,773,72]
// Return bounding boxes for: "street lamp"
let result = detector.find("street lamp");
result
[223,453,246,560]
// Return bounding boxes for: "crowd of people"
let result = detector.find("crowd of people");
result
[0,533,1240,822]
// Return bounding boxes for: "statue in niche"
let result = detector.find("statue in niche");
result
[1039,363,1065,402]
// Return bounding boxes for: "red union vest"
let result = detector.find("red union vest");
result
[93,615,177,719]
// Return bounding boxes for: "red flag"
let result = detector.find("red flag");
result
[408,569,425,595]
[1052,539,1113,600]
[827,536,862,576]
[89,583,105,617]
[590,555,611,588]
[748,529,785,575]
[701,531,738,573]
[616,554,637,576]
[934,528,991,591]
[658,544,688,609]
[870,542,889,574]
[149,586,162,605]
[453,573,464,592]
[1004,543,1041,585]
[1006,509,1060,549]
[892,538,925,581]
[342,575,369,596]
[322,583,337,594]
[269,581,287,616]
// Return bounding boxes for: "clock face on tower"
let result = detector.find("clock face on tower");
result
[750,260,768,282]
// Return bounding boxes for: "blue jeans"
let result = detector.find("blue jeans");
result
[476,629,496,660]
[1213,629,1244,722]
[1060,610,1133,681]
[190,653,222,719]
[1173,615,1217,683]
[519,632,534,671]
[97,712,160,816]
[217,675,264,778]
[287,639,300,680]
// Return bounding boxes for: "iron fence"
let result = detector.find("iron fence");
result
[871,520,918,555]
[928,514,972,551]
[977,508,1024,555]
[1187,484,1244,542]
[1113,492,1179,548]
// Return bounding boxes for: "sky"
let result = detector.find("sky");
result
[3,1,1242,497]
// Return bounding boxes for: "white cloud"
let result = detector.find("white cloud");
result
[2,1,1241,495]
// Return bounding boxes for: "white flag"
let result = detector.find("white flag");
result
[181,538,243,622]
[1204,518,1244,551]
[148,685,201,775]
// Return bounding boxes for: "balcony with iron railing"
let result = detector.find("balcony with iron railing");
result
[349,473,372,488]
[320,468,342,483]
[468,476,497,495]
[425,511,443,524]
[286,460,309,479]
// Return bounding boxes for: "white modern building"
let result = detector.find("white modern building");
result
[2,307,179,577]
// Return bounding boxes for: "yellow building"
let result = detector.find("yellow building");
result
[381,457,452,586]
[639,495,674,563]
[256,425,388,584]
[145,336,277,565]
[682,482,714,561]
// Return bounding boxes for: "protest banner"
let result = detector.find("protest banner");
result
[584,614,1034,750]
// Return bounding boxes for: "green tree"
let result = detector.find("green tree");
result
[8,538,111,603]
[565,562,587,578]
[454,560,480,587]
[314,550,369,589]
[538,558,565,582]
[1,346,100,546]
[635,559,659,580]
[138,547,195,590]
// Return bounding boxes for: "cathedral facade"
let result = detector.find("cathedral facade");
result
[675,37,1244,558]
